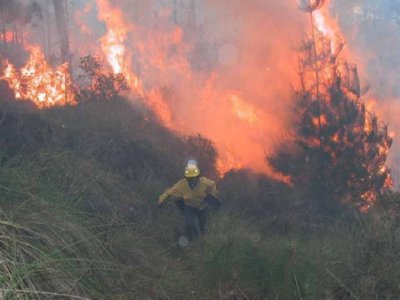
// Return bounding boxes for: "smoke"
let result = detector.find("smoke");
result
[0,0,42,25]
[3,0,330,177]
[188,0,307,174]
[93,0,308,175]
[65,0,309,175]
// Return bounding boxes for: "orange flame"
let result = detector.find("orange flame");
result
[1,46,76,108]
[96,0,129,75]
[146,89,173,127]
[313,7,343,55]
[96,0,143,94]
[230,94,259,126]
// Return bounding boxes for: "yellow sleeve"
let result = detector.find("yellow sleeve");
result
[158,181,182,205]
[209,181,218,197]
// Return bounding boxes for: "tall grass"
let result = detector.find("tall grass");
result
[0,151,133,298]
[0,98,399,298]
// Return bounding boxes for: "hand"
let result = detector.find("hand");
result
[204,194,221,209]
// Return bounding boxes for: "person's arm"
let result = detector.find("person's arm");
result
[158,181,181,206]
[205,181,221,209]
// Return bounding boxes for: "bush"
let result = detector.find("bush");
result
[78,55,129,100]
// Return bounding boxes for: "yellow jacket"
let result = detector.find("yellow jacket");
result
[158,177,217,209]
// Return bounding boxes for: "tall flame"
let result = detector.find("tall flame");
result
[96,0,142,93]
[313,9,342,55]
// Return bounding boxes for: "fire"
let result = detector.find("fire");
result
[96,0,129,74]
[312,114,327,127]
[88,1,305,177]
[217,153,243,176]
[0,0,391,193]
[95,0,181,128]
[313,8,343,55]
[96,0,142,93]
[1,45,76,109]
[230,94,259,126]
[146,89,173,127]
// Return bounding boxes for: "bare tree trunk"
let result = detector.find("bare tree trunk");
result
[53,0,73,104]
[53,0,70,64]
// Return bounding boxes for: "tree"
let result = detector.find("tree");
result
[268,4,392,215]
[52,0,70,64]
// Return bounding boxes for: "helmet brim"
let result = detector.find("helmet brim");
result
[184,170,200,178]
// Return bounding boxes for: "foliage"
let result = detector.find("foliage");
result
[218,169,295,222]
[39,98,217,186]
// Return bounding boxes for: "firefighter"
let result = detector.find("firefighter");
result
[158,160,221,241]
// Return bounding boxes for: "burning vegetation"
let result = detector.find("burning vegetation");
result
[1,1,400,299]
[1,45,76,108]
[0,0,305,176]
[0,0,395,209]
[268,0,392,212]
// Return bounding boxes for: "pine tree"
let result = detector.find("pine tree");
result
[268,3,392,215]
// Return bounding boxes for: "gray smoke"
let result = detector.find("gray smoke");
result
[0,0,42,25]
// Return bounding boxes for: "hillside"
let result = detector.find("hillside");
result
[0,95,399,299]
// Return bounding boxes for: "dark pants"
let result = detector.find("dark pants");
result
[176,200,207,241]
